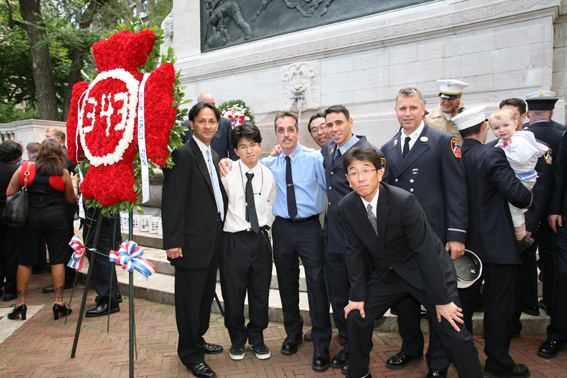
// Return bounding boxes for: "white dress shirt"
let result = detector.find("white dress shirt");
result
[221,159,277,233]
[400,121,425,154]
[361,188,380,216]
[193,135,224,216]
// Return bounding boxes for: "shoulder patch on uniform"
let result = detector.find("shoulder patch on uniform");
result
[381,157,386,170]
[450,138,462,158]
[545,149,552,165]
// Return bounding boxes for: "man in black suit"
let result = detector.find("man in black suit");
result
[162,102,229,378]
[539,121,567,359]
[381,87,468,378]
[181,92,238,160]
[338,146,482,378]
[452,106,532,378]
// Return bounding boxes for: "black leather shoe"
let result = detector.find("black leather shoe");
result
[312,347,330,371]
[522,306,540,316]
[3,293,17,301]
[341,364,348,375]
[42,281,74,293]
[330,349,348,368]
[538,338,567,358]
[304,328,312,341]
[187,362,216,378]
[86,303,120,318]
[203,343,223,354]
[281,334,302,355]
[427,369,448,378]
[484,363,530,378]
[385,352,423,369]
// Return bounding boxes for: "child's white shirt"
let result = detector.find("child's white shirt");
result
[496,130,548,173]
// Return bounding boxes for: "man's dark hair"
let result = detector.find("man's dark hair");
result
[189,101,220,122]
[343,146,384,172]
[499,98,526,115]
[307,113,326,133]
[231,122,262,149]
[324,105,350,122]
[274,111,298,131]
[0,140,23,163]
[459,121,484,139]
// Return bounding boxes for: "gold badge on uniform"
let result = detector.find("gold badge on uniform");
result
[451,138,462,158]
[545,149,552,165]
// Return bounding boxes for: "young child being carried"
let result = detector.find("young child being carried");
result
[488,108,548,252]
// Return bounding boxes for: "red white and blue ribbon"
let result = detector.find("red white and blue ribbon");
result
[67,235,86,270]
[109,240,157,281]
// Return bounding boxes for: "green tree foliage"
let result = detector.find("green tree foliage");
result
[0,0,173,123]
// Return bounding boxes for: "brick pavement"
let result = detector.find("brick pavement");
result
[1,273,566,378]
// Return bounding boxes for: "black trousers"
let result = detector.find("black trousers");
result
[460,263,518,373]
[348,270,482,378]
[512,230,540,334]
[0,220,19,295]
[396,294,449,370]
[326,250,349,350]
[547,220,567,342]
[272,216,332,348]
[538,221,555,310]
[82,211,121,306]
[219,229,272,345]
[175,220,223,366]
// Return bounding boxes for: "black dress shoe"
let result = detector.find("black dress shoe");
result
[86,303,120,317]
[203,343,223,354]
[385,352,423,369]
[484,363,530,378]
[341,364,348,375]
[427,369,448,378]
[304,328,312,341]
[312,347,330,371]
[3,293,17,301]
[522,306,540,316]
[330,349,348,368]
[538,338,567,358]
[187,362,216,378]
[281,334,302,355]
[42,281,74,293]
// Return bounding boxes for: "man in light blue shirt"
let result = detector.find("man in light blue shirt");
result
[264,112,332,371]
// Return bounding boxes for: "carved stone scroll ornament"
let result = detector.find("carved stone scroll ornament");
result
[280,61,321,111]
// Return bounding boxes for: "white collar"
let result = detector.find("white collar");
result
[361,188,380,213]
[193,135,209,153]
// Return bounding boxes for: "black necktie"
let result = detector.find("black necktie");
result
[402,136,411,159]
[245,172,260,233]
[285,156,298,219]
[334,145,341,160]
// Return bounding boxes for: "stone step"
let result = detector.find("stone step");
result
[74,259,550,336]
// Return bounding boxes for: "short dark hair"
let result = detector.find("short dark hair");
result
[274,111,298,131]
[459,121,484,139]
[189,101,220,122]
[499,98,526,115]
[324,105,350,121]
[343,146,385,172]
[307,113,326,133]
[231,122,262,149]
[0,140,23,163]
[26,142,40,154]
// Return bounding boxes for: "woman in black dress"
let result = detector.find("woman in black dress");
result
[6,139,79,320]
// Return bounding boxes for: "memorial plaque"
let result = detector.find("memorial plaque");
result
[201,0,436,52]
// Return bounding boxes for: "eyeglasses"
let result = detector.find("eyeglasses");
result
[346,169,376,179]
[310,125,327,134]
[237,142,259,151]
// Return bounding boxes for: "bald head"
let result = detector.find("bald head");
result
[528,109,553,124]
[197,92,216,106]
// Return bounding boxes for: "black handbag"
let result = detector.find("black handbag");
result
[2,162,33,227]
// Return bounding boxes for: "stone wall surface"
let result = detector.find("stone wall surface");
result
[174,0,565,148]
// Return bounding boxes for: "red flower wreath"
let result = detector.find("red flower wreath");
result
[66,29,177,207]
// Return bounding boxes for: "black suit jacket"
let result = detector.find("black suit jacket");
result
[461,139,532,264]
[181,117,238,160]
[161,138,228,269]
[338,183,456,306]
[523,120,566,132]
[522,121,563,232]
[381,123,468,244]
[549,130,567,217]
[322,135,382,254]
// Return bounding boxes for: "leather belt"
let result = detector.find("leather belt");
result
[278,215,318,223]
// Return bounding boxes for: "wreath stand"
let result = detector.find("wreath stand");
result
[70,211,137,377]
